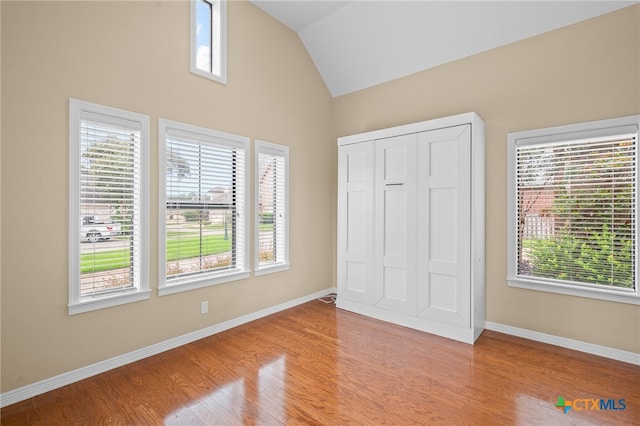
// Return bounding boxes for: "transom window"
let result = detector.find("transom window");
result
[190,0,227,84]
[507,116,639,304]
[159,119,249,295]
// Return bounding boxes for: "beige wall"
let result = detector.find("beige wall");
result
[332,5,640,354]
[0,1,333,392]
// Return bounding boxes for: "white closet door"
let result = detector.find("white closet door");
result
[374,134,418,315]
[337,142,375,304]
[417,125,471,328]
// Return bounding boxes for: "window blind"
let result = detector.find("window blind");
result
[79,116,142,296]
[257,147,287,267]
[164,131,246,282]
[516,134,636,290]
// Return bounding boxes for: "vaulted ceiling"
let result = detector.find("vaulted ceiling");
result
[250,1,637,97]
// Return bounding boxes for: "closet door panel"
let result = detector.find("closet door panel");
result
[383,189,407,261]
[374,134,417,315]
[418,125,471,328]
[337,142,375,304]
[430,187,457,262]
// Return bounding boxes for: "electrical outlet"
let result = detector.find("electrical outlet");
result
[200,301,208,314]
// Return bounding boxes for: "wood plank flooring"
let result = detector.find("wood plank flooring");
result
[2,299,639,425]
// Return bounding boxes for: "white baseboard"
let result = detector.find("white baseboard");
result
[0,288,335,408]
[485,321,640,366]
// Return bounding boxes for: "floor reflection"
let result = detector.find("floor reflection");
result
[164,355,286,425]
[165,379,246,425]
[258,356,286,424]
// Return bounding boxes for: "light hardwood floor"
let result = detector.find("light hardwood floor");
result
[2,298,639,425]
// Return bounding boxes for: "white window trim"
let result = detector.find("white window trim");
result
[68,99,150,315]
[158,119,250,296]
[507,115,640,305]
[254,140,290,276]
[190,0,227,84]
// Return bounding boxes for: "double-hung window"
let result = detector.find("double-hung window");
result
[69,99,150,314]
[159,119,249,295]
[190,0,227,84]
[255,140,289,274]
[507,116,639,304]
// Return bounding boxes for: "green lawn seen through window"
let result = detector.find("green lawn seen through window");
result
[81,234,232,274]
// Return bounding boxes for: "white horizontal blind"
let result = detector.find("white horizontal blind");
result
[79,114,142,297]
[257,144,288,268]
[164,130,246,283]
[516,134,636,290]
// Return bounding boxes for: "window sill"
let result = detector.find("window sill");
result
[254,263,290,277]
[190,66,227,85]
[159,270,250,296]
[507,277,639,305]
[68,289,151,315]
